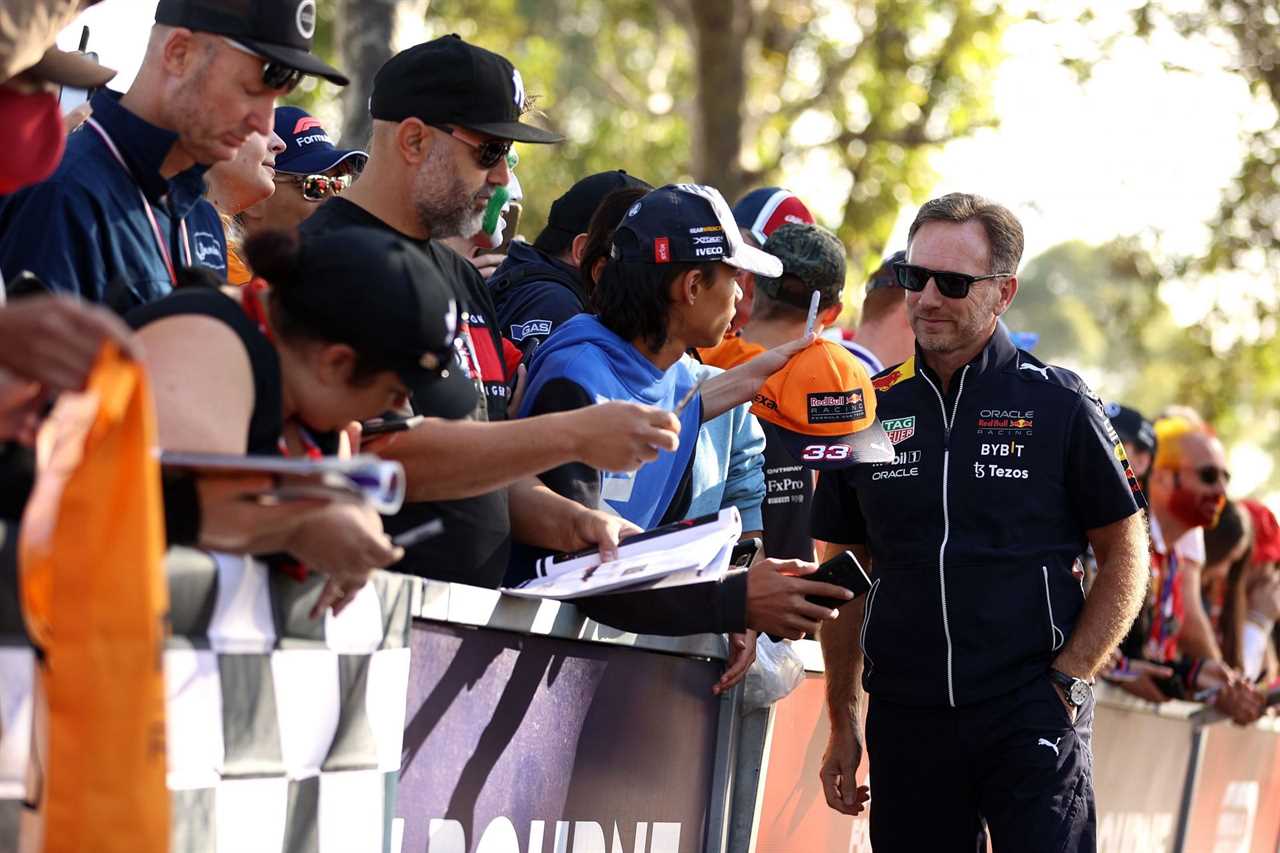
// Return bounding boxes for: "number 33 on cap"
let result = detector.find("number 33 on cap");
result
[750,338,896,470]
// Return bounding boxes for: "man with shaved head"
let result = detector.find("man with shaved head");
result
[0,0,346,308]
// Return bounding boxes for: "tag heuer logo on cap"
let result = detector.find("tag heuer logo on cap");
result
[512,68,526,108]
[295,0,317,38]
[807,389,866,424]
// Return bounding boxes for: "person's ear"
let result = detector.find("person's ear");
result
[818,303,843,325]
[671,268,703,306]
[313,343,359,386]
[994,275,1019,316]
[397,119,433,166]
[570,233,589,266]
[161,27,198,76]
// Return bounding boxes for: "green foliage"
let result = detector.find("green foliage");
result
[344,0,1010,290]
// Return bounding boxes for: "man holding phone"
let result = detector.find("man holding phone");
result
[812,193,1149,851]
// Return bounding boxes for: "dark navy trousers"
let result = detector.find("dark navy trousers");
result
[866,673,1096,852]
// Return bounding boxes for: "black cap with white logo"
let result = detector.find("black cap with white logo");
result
[370,35,562,143]
[154,0,349,86]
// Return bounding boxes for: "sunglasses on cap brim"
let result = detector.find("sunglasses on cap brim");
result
[892,262,1012,299]
[429,124,513,170]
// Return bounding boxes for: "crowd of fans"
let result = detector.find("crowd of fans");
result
[0,0,1275,786]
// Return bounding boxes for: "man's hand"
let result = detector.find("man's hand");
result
[566,506,642,562]
[746,559,850,639]
[283,503,404,617]
[466,252,506,281]
[195,474,326,552]
[1212,679,1266,726]
[820,721,870,816]
[713,630,757,696]
[1102,654,1175,704]
[0,374,46,444]
[566,401,680,471]
[747,334,817,379]
[0,296,139,392]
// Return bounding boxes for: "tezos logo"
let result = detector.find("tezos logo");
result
[295,0,316,39]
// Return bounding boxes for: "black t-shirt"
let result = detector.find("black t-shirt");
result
[301,198,512,586]
[759,423,816,561]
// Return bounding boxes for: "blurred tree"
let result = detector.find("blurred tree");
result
[304,0,1009,281]
[1008,237,1280,472]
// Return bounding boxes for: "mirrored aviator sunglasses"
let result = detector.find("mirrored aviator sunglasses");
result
[892,261,1010,299]
[295,173,352,202]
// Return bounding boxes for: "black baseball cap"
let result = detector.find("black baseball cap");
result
[533,170,651,255]
[154,0,349,86]
[612,183,784,277]
[370,35,562,143]
[1106,402,1156,456]
[866,250,906,293]
[276,226,476,418]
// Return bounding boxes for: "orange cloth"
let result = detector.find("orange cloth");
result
[20,342,169,853]
[697,335,766,370]
[226,245,252,286]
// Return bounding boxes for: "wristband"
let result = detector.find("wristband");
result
[161,470,200,547]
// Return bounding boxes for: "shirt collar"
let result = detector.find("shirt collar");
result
[88,89,211,212]
[914,321,1019,386]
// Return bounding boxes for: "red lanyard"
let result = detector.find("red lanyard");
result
[85,117,191,287]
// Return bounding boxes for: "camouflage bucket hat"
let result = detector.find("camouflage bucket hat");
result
[756,222,847,308]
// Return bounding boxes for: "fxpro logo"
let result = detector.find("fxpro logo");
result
[420,818,681,853]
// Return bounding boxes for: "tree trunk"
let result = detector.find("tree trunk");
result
[334,0,412,148]
[687,0,752,202]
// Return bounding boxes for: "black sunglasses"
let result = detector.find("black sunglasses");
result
[892,262,1012,299]
[430,124,512,170]
[262,62,304,94]
[1180,465,1231,487]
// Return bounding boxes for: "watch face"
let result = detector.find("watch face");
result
[1069,680,1090,707]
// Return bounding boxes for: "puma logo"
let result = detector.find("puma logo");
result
[1037,736,1062,757]
[1019,363,1050,379]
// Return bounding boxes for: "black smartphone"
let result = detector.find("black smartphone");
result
[806,550,873,610]
[493,202,522,255]
[730,537,761,569]
[361,414,424,436]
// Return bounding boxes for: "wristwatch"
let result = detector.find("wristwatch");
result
[1049,669,1091,708]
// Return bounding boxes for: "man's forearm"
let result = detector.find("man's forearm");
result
[1177,564,1224,661]
[819,542,867,730]
[508,477,590,552]
[1055,513,1149,680]
[381,413,585,502]
[701,366,759,422]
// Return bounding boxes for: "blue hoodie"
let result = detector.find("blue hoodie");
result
[519,313,701,529]
[488,241,587,351]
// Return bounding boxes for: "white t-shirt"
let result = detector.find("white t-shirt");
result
[1149,513,1206,564]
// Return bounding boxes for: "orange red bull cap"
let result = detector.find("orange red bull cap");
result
[749,338,895,469]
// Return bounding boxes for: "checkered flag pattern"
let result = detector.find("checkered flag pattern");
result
[0,531,414,853]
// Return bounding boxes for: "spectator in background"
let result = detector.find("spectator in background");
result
[723,187,816,339]
[843,250,914,374]
[575,185,651,291]
[700,222,849,562]
[127,226,470,613]
[204,129,286,283]
[237,106,366,260]
[1107,402,1158,486]
[1230,500,1280,683]
[302,35,680,586]
[0,0,347,309]
[489,169,651,354]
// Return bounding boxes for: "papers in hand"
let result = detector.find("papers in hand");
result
[502,507,743,600]
[158,451,407,514]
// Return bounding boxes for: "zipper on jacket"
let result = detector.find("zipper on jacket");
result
[859,578,881,676]
[920,365,969,707]
[1042,565,1066,651]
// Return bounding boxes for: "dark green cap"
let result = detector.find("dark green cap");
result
[756,222,846,308]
